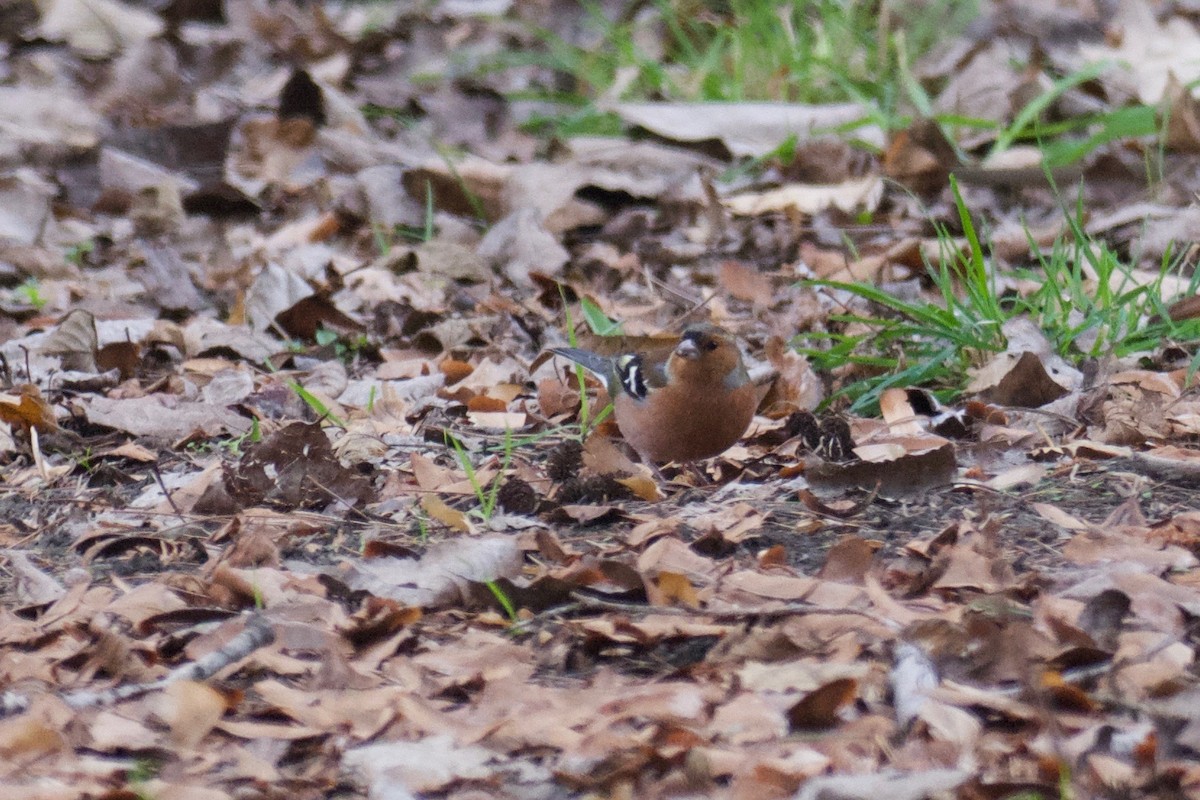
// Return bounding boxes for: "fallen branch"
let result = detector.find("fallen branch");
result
[0,613,275,719]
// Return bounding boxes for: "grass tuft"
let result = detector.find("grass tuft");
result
[798,177,1200,413]
[486,0,980,137]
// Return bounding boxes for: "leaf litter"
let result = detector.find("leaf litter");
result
[4,1,1200,798]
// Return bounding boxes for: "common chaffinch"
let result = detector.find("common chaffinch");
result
[549,324,758,466]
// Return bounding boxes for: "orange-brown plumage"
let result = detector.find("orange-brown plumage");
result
[549,324,758,465]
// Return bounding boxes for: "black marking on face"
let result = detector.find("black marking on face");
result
[682,328,720,353]
[617,355,647,399]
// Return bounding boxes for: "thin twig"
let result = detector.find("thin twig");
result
[506,601,584,634]
[150,462,183,518]
[568,591,901,628]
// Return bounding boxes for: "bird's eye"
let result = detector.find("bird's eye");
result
[705,340,719,352]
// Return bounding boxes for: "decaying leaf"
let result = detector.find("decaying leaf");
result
[610,101,887,156]
[40,309,99,373]
[0,385,57,435]
[807,439,957,497]
[341,536,523,607]
[786,677,858,730]
[724,175,883,217]
[420,494,473,533]
[84,395,252,441]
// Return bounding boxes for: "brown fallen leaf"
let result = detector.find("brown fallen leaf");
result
[883,118,956,194]
[421,494,472,533]
[40,308,98,372]
[95,339,140,381]
[582,431,643,476]
[440,358,474,384]
[806,441,957,497]
[817,536,880,584]
[615,473,663,502]
[760,336,823,414]
[275,293,364,342]
[0,710,67,762]
[654,572,700,609]
[718,260,774,307]
[158,681,229,749]
[0,384,58,435]
[86,395,251,441]
[786,677,858,730]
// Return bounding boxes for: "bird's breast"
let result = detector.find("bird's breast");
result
[614,381,757,463]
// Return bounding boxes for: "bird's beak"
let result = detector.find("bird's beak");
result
[674,338,700,360]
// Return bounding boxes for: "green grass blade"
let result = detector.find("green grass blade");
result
[580,297,622,336]
[288,381,346,428]
[991,60,1111,156]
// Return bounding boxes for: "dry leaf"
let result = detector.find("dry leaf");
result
[724,175,883,216]
[786,678,858,730]
[615,473,663,502]
[655,572,700,609]
[718,261,773,307]
[0,384,58,434]
[41,309,98,372]
[611,101,886,156]
[420,495,473,533]
[158,681,228,749]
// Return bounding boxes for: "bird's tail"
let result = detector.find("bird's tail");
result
[547,347,611,382]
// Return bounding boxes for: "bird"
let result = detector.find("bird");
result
[548,323,759,467]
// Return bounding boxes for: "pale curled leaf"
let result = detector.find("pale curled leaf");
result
[5,550,66,606]
[610,101,886,156]
[890,641,938,729]
[343,735,493,795]
[84,395,252,440]
[39,0,164,58]
[793,768,970,800]
[724,176,884,217]
[40,309,98,373]
[341,536,522,607]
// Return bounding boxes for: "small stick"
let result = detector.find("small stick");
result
[150,462,184,518]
